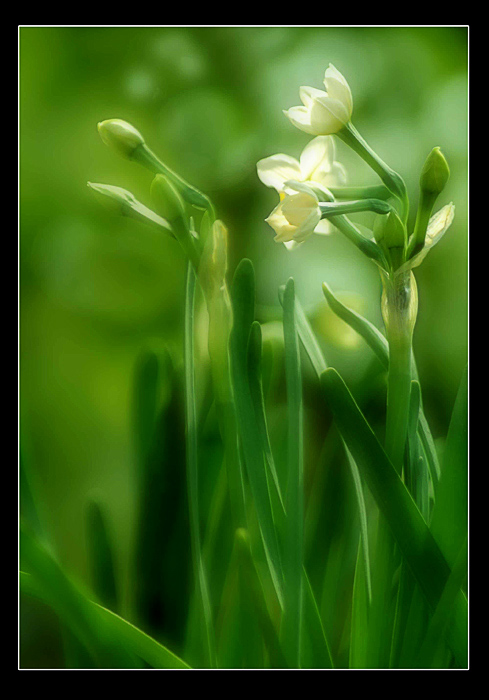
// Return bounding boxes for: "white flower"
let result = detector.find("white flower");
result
[257,136,346,246]
[283,64,353,136]
[257,135,346,194]
[265,182,322,249]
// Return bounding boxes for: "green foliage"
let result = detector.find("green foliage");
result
[20,27,467,670]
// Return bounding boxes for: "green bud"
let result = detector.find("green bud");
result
[407,148,450,260]
[97,119,145,159]
[419,147,450,196]
[87,182,174,236]
[87,182,136,214]
[150,174,186,222]
[378,210,406,251]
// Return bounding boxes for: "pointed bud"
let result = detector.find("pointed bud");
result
[419,147,450,196]
[87,182,174,236]
[407,148,450,260]
[150,174,186,222]
[375,210,406,251]
[87,182,136,215]
[97,119,145,159]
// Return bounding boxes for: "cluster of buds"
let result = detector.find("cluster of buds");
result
[89,118,220,276]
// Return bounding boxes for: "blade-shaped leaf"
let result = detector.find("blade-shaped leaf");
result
[20,528,190,669]
[280,278,304,668]
[230,259,284,608]
[319,367,467,666]
[430,366,468,569]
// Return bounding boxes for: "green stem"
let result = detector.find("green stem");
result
[385,334,412,472]
[330,215,389,269]
[328,184,392,201]
[381,271,418,473]
[133,144,216,217]
[319,198,391,217]
[406,191,437,259]
[338,123,409,223]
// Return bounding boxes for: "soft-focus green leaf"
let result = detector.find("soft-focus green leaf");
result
[20,529,190,669]
[319,367,467,666]
[230,259,284,608]
[430,366,468,568]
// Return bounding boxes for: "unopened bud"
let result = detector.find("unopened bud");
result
[87,182,173,236]
[87,182,136,215]
[97,119,145,160]
[419,147,450,196]
[376,210,406,251]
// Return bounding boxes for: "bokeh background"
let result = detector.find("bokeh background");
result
[20,26,468,667]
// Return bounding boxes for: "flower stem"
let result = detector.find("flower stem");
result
[331,215,388,268]
[328,184,392,201]
[381,271,418,473]
[338,123,409,223]
[133,143,216,218]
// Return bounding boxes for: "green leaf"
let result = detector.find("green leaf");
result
[322,281,389,366]
[319,367,467,666]
[416,537,468,668]
[321,282,441,483]
[406,381,430,521]
[229,259,284,608]
[184,263,216,668]
[280,289,372,612]
[344,444,372,603]
[248,320,285,511]
[280,278,304,668]
[430,366,468,569]
[349,540,370,669]
[86,501,118,612]
[278,285,326,377]
[20,529,190,669]
[300,570,334,669]
[235,529,288,669]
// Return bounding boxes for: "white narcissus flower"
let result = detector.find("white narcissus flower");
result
[283,64,353,136]
[265,182,322,249]
[257,136,347,246]
[257,135,346,194]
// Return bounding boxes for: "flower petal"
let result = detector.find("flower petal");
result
[283,179,318,197]
[281,192,319,226]
[265,201,297,241]
[309,96,350,134]
[300,85,329,108]
[293,206,322,241]
[282,106,317,135]
[283,240,304,251]
[314,219,335,235]
[324,64,353,116]
[256,154,302,192]
[299,136,335,180]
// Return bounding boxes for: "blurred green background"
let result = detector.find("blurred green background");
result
[20,26,468,667]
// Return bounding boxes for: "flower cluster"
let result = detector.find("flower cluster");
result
[258,65,353,249]
[257,136,346,249]
[257,64,454,274]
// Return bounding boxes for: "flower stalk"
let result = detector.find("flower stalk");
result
[381,270,418,472]
[337,122,409,222]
